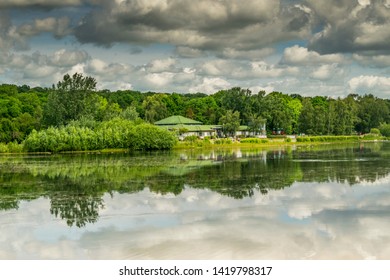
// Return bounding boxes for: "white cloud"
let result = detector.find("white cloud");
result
[145,58,177,73]
[310,64,344,81]
[16,17,71,39]
[250,61,299,78]
[175,46,205,58]
[348,75,390,96]
[282,45,345,65]
[353,54,390,68]
[219,47,275,60]
[199,59,299,80]
[50,49,89,67]
[189,77,231,94]
[23,64,57,79]
[144,72,175,87]
[248,85,275,94]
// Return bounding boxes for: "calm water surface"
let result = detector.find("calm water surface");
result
[1,142,390,259]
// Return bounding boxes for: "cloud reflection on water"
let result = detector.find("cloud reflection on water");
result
[1,174,390,259]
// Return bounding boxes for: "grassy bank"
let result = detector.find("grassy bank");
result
[1,134,388,154]
[174,135,389,149]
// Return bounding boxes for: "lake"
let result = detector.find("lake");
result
[1,142,390,259]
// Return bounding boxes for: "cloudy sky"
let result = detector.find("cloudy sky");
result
[0,0,390,97]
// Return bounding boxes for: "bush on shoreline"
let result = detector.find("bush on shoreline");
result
[0,141,24,153]
[240,138,268,144]
[23,119,177,153]
[296,136,360,142]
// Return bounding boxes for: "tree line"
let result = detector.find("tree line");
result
[1,73,390,149]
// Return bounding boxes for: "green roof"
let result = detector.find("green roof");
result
[159,124,219,132]
[155,115,202,125]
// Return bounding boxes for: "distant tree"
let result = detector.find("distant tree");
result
[298,98,315,134]
[17,84,30,93]
[355,94,389,133]
[331,97,358,135]
[43,73,97,127]
[263,92,293,134]
[216,87,252,124]
[184,96,218,124]
[247,113,266,135]
[219,110,240,137]
[287,97,302,134]
[122,105,139,121]
[142,94,169,123]
[162,93,185,116]
[0,118,18,142]
[0,84,18,95]
[379,123,390,137]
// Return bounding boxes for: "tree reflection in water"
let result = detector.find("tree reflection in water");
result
[0,142,389,227]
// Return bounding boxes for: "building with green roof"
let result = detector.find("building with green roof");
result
[154,115,202,126]
[155,115,266,139]
[155,115,218,139]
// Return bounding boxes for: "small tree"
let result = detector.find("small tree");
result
[122,105,139,121]
[370,128,381,135]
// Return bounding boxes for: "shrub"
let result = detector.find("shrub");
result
[7,141,24,153]
[241,138,260,144]
[379,123,390,137]
[183,135,198,142]
[240,138,269,144]
[214,138,233,145]
[23,119,177,152]
[0,143,9,153]
[130,124,177,150]
[296,136,359,143]
[370,128,381,135]
[296,137,310,142]
[362,134,382,140]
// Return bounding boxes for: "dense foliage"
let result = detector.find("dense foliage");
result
[1,73,390,152]
[24,119,177,152]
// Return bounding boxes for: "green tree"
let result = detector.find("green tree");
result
[379,123,390,137]
[263,92,293,134]
[142,94,169,123]
[247,113,266,135]
[184,96,219,124]
[356,94,389,133]
[219,110,240,137]
[298,98,315,134]
[122,105,139,121]
[0,84,18,95]
[216,87,252,124]
[0,118,18,142]
[162,93,185,116]
[287,97,302,134]
[43,73,97,127]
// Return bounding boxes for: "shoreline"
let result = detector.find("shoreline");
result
[0,138,388,155]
